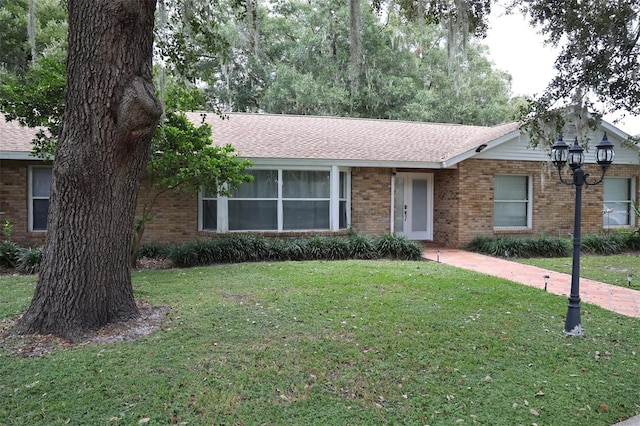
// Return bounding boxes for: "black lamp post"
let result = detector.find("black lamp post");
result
[550,132,615,336]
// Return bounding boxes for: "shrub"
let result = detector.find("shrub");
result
[580,233,626,255]
[138,242,173,259]
[626,230,640,251]
[349,233,379,259]
[325,236,352,260]
[466,236,570,258]
[162,233,423,268]
[375,233,423,260]
[16,246,43,274]
[0,240,20,268]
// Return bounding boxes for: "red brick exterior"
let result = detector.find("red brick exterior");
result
[0,160,48,247]
[350,167,392,235]
[3,160,639,249]
[135,183,198,245]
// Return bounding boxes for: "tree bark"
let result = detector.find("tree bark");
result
[14,0,162,340]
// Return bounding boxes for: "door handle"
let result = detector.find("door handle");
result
[404,205,407,221]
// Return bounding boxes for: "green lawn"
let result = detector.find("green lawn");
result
[519,253,640,288]
[1,260,639,425]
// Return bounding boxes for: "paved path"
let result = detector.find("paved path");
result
[422,247,640,318]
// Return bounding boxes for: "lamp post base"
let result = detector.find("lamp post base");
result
[564,323,583,337]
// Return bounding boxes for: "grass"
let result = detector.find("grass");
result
[519,253,640,288]
[1,260,640,425]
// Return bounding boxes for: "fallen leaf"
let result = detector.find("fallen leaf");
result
[598,403,608,412]
[535,391,545,397]
[139,419,151,425]
[530,409,539,416]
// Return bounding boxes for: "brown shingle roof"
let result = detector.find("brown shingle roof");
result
[0,115,42,154]
[189,112,520,166]
[1,112,520,165]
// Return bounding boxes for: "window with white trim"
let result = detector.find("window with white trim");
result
[29,166,53,231]
[200,167,350,232]
[493,175,531,228]
[603,177,635,227]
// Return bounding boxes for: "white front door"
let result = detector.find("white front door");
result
[393,172,433,240]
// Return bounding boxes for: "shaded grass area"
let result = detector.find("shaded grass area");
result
[1,260,640,425]
[519,253,640,288]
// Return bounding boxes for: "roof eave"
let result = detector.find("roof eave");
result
[440,129,522,168]
[0,151,39,161]
[243,157,444,169]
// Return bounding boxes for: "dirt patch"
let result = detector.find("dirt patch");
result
[0,300,170,357]
[135,257,174,270]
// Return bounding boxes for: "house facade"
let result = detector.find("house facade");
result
[1,113,638,249]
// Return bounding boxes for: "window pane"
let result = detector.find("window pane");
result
[604,178,630,201]
[495,175,527,200]
[202,200,217,230]
[283,201,330,230]
[33,199,49,230]
[603,178,632,226]
[231,170,278,198]
[32,167,52,197]
[339,172,346,198]
[494,202,527,227]
[604,202,630,226]
[283,170,330,198]
[339,201,347,229]
[228,200,277,230]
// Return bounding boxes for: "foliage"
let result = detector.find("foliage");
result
[16,246,42,274]
[131,110,253,264]
[0,240,20,269]
[0,56,65,158]
[467,235,571,258]
[467,233,640,258]
[511,0,640,145]
[162,233,423,268]
[0,218,19,269]
[138,242,173,259]
[209,0,517,125]
[580,233,627,255]
[0,0,67,74]
[146,111,252,197]
[1,219,14,238]
[375,233,424,260]
[2,261,640,424]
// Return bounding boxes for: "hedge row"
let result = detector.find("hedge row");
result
[141,233,424,268]
[467,231,640,258]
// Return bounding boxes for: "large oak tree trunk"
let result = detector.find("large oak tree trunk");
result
[14,0,162,340]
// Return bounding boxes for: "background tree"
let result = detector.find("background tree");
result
[211,0,518,124]
[510,0,640,143]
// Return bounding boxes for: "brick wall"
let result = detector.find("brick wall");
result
[0,160,48,247]
[351,167,392,235]
[433,168,460,246]
[4,160,639,249]
[135,182,199,245]
[453,159,640,247]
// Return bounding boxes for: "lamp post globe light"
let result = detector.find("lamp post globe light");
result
[550,132,615,336]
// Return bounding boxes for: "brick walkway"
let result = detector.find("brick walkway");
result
[422,247,640,318]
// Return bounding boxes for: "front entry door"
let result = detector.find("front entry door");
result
[394,173,433,240]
